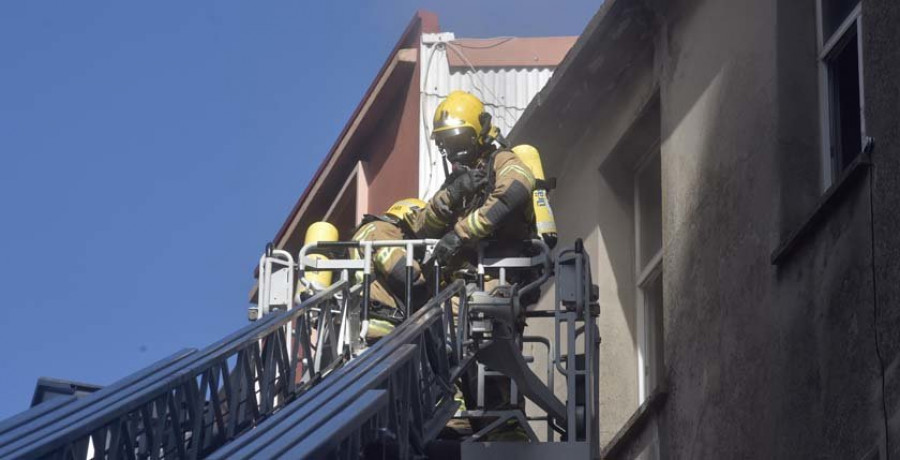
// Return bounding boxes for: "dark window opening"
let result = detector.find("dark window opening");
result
[637,156,662,269]
[644,272,664,392]
[828,30,862,174]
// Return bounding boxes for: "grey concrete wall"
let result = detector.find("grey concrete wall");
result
[864,0,900,456]
[512,0,894,456]
[659,0,782,456]
[659,0,885,458]
[768,178,882,459]
[521,23,660,445]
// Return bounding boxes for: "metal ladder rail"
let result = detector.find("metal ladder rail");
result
[277,389,389,459]
[211,308,442,458]
[0,280,350,460]
[211,280,468,460]
[0,396,74,438]
[226,345,420,459]
[0,348,197,445]
[0,346,203,457]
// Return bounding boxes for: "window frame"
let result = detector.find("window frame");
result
[816,0,865,190]
[633,145,663,403]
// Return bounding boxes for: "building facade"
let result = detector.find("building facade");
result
[510,0,900,458]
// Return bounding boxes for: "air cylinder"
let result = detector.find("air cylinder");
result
[303,221,338,289]
[512,144,558,248]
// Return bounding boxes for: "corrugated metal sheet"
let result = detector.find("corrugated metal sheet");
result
[419,34,557,199]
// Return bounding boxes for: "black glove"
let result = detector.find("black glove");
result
[432,230,463,265]
[445,168,488,206]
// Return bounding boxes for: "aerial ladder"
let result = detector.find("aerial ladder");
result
[0,236,600,459]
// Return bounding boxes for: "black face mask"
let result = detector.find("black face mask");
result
[445,147,476,165]
[434,128,478,166]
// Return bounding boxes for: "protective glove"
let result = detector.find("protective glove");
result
[432,230,463,265]
[445,168,488,207]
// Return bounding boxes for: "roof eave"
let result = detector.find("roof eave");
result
[507,0,656,150]
[271,10,439,250]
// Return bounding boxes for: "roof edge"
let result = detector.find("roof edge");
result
[507,1,620,142]
[271,10,439,248]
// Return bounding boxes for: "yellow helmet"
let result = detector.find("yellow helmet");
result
[432,91,490,164]
[385,198,426,227]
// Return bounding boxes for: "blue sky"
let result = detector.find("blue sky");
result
[0,1,599,418]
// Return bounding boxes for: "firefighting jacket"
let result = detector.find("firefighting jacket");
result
[350,217,427,313]
[417,148,536,244]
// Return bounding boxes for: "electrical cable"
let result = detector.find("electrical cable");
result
[867,157,891,458]
[420,40,443,198]
[449,36,516,50]
[420,89,530,111]
[444,41,522,130]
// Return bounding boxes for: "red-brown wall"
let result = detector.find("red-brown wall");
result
[364,64,421,216]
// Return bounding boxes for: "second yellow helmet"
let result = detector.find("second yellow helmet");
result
[385,198,426,227]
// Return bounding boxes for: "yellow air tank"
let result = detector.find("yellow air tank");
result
[303,221,339,289]
[512,144,558,248]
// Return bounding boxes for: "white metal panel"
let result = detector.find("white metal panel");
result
[419,34,557,199]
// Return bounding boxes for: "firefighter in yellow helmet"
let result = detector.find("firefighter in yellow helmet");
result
[419,90,536,264]
[421,91,540,441]
[350,198,429,343]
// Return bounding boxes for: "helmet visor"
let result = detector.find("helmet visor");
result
[433,127,477,163]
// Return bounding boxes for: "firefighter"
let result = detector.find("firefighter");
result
[421,91,537,441]
[420,90,536,266]
[350,198,429,342]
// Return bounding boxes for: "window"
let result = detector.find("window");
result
[817,0,864,188]
[634,148,663,403]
